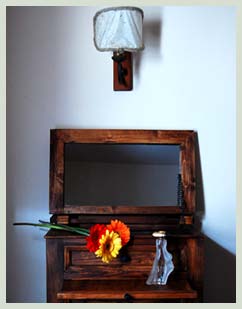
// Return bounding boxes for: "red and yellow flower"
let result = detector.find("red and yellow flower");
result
[85,220,130,263]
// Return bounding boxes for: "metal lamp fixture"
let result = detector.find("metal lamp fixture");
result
[93,7,144,91]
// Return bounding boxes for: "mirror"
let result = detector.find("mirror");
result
[64,144,181,207]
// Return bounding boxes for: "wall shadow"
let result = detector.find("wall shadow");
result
[194,132,236,302]
[203,236,236,302]
[133,15,163,84]
[194,132,205,230]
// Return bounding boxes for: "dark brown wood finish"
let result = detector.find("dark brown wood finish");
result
[186,237,204,302]
[46,238,64,303]
[113,51,133,91]
[45,230,203,302]
[57,280,197,301]
[51,213,182,231]
[49,129,196,215]
[46,129,203,303]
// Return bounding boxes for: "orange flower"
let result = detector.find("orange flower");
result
[107,219,130,246]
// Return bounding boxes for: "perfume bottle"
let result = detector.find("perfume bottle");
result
[146,230,174,285]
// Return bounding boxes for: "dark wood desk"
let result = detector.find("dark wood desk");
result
[45,230,203,303]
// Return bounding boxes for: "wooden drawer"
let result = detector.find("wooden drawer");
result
[63,236,190,281]
[57,280,197,302]
[64,244,154,280]
[45,230,204,302]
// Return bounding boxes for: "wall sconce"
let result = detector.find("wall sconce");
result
[93,7,144,91]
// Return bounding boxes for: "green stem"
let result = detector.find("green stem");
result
[39,220,89,233]
[13,222,90,236]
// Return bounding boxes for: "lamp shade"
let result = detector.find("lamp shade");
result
[94,7,144,52]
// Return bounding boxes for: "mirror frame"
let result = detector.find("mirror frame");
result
[49,129,196,215]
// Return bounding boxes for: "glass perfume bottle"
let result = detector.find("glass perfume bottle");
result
[146,230,174,285]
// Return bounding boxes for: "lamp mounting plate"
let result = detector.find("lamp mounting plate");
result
[113,51,133,91]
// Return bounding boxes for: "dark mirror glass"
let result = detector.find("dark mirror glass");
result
[64,144,181,206]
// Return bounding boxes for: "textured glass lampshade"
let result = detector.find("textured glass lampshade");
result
[94,7,144,52]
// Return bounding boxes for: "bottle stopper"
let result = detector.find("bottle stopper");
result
[152,230,166,237]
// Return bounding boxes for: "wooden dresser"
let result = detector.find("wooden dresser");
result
[45,129,204,303]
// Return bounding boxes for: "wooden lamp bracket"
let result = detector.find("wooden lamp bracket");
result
[112,51,133,91]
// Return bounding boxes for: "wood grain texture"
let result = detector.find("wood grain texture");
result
[53,206,187,215]
[44,229,202,239]
[47,129,202,303]
[46,238,64,303]
[113,51,133,91]
[49,131,64,214]
[61,236,197,281]
[49,129,196,215]
[51,213,182,231]
[45,230,203,302]
[52,213,181,225]
[186,237,205,301]
[57,279,197,301]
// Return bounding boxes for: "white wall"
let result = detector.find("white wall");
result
[6,6,236,302]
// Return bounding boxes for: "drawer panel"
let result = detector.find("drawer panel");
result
[70,245,155,266]
[46,230,203,302]
[57,279,197,301]
[63,238,188,280]
[64,245,155,280]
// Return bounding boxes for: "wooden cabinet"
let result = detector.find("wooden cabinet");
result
[46,129,204,302]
